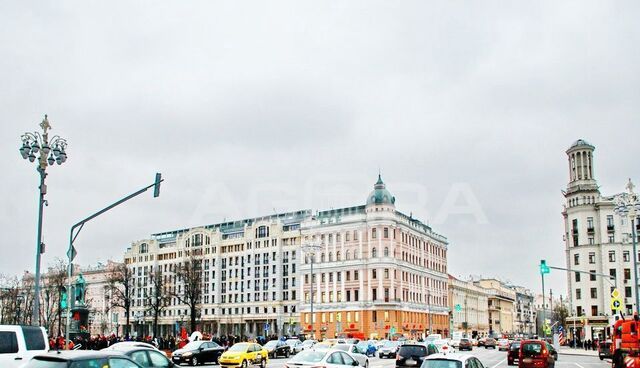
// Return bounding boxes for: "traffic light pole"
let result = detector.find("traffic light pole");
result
[541,272,546,338]
[65,174,163,348]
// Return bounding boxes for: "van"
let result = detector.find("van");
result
[0,325,49,368]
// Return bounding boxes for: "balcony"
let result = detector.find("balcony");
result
[608,225,615,233]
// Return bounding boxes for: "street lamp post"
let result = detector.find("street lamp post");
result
[614,179,640,314]
[302,240,322,340]
[19,115,68,326]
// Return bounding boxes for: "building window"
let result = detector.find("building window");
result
[372,269,377,279]
[345,250,351,260]
[607,215,614,228]
[590,270,596,281]
[354,290,359,301]
[372,248,377,258]
[576,289,581,300]
[592,305,598,316]
[609,251,616,262]
[624,251,630,262]
[575,272,581,282]
[574,254,579,265]
[384,269,389,279]
[588,237,594,245]
[625,268,631,280]
[589,252,596,264]
[626,286,632,298]
[609,236,615,243]
[610,269,617,279]
[384,247,389,257]
[384,228,389,238]
[372,288,377,300]
[591,288,597,298]
[372,228,377,239]
[354,271,359,281]
[587,217,594,230]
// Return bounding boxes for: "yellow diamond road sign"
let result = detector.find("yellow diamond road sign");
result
[611,298,623,311]
[612,289,621,299]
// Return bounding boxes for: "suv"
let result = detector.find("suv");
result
[0,325,49,367]
[598,341,613,360]
[518,340,556,368]
[396,344,431,368]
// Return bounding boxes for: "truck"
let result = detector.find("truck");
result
[610,315,640,368]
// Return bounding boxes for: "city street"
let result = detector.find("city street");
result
[191,348,610,368]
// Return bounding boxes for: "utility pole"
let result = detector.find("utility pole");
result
[550,289,554,335]
[464,295,468,337]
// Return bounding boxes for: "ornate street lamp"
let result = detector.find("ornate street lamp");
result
[19,115,68,326]
[302,239,322,340]
[614,179,640,314]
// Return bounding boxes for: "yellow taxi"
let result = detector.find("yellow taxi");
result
[219,342,269,368]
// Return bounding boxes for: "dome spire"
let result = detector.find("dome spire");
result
[367,173,395,206]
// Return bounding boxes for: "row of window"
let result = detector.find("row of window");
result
[573,251,636,265]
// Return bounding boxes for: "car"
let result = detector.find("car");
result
[378,341,401,358]
[498,339,511,351]
[0,325,49,367]
[218,342,268,368]
[355,341,376,357]
[470,339,478,347]
[171,340,225,366]
[284,348,360,368]
[110,346,178,368]
[432,340,452,355]
[294,340,317,354]
[103,341,160,351]
[458,339,472,351]
[333,344,370,367]
[264,340,292,358]
[518,340,556,368]
[26,350,143,368]
[598,341,613,360]
[422,353,486,368]
[450,339,461,349]
[477,338,485,347]
[507,341,521,366]
[396,344,432,368]
[484,338,497,349]
[286,339,302,354]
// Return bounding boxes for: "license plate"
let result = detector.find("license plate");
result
[173,357,180,361]
[523,358,532,363]
[406,359,417,366]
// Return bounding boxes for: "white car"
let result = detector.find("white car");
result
[424,353,486,368]
[286,339,302,354]
[333,344,369,368]
[294,339,317,354]
[286,349,362,368]
[102,341,159,351]
[0,325,49,368]
[450,339,461,348]
[432,339,453,354]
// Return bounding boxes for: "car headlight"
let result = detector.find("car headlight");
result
[182,352,193,357]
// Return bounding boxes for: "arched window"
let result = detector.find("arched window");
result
[345,250,351,260]
[321,253,326,263]
[372,248,377,258]
[328,252,333,262]
[336,251,341,261]
[384,247,389,257]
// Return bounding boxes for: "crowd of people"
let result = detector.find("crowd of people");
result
[569,338,600,350]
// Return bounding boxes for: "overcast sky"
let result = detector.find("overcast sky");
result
[1,1,639,297]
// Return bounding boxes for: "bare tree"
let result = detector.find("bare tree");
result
[106,263,134,337]
[172,254,203,333]
[146,267,170,337]
[40,259,67,336]
[0,274,21,325]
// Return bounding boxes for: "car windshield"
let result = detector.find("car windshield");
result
[522,343,543,356]
[422,359,463,368]
[228,343,250,352]
[265,341,278,347]
[182,341,205,350]
[26,359,69,368]
[399,345,427,356]
[291,350,327,363]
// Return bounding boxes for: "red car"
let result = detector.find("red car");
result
[518,340,557,368]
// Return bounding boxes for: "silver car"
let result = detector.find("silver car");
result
[286,349,361,368]
[422,353,486,368]
[294,340,317,354]
[333,344,369,368]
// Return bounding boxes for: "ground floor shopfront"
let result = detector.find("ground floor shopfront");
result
[565,316,611,342]
[300,310,450,340]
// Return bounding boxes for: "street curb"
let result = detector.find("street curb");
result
[558,352,599,357]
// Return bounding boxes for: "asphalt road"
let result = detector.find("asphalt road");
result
[192,348,610,368]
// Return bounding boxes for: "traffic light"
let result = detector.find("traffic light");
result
[153,173,162,198]
[60,287,68,309]
[540,260,550,275]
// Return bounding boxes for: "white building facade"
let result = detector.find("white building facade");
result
[448,276,490,338]
[563,139,640,341]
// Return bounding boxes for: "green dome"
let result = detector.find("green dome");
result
[366,175,395,206]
